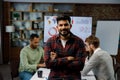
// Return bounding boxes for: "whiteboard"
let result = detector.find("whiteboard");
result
[96,21,120,55]
[44,16,92,42]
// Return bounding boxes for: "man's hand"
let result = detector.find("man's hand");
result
[50,52,57,60]
[67,56,75,61]
[37,63,46,68]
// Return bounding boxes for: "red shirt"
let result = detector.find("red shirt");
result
[44,33,86,80]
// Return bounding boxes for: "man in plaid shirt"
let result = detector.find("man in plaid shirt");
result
[44,15,86,80]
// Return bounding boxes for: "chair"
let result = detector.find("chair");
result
[10,59,20,80]
[114,63,120,73]
[114,62,120,80]
[0,72,3,80]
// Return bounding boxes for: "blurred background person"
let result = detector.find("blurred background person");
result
[81,35,115,80]
[19,34,46,80]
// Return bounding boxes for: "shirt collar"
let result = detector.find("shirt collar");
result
[94,47,101,54]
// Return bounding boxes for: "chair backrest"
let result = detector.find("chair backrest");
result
[10,59,20,80]
[114,63,120,74]
[0,72,3,80]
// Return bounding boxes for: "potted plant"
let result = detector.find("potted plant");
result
[13,13,20,20]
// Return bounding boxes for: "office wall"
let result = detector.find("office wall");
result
[74,4,120,25]
[3,0,120,4]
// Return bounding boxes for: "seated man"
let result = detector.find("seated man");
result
[19,34,46,80]
[81,35,115,80]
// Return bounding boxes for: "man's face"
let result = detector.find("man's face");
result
[30,37,40,49]
[57,20,71,37]
[85,42,93,53]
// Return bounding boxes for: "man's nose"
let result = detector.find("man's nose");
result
[62,25,67,28]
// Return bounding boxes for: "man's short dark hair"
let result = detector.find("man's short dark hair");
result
[56,15,71,24]
[30,34,39,40]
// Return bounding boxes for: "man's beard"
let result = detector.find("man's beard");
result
[31,45,38,49]
[90,49,94,54]
[59,29,70,37]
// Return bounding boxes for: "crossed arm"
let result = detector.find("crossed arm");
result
[44,47,85,71]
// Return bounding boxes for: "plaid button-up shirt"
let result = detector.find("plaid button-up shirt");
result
[44,33,86,80]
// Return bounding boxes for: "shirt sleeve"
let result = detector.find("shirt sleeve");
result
[67,41,86,71]
[39,47,44,63]
[44,38,86,71]
[20,49,37,73]
[44,39,70,69]
[81,53,99,76]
